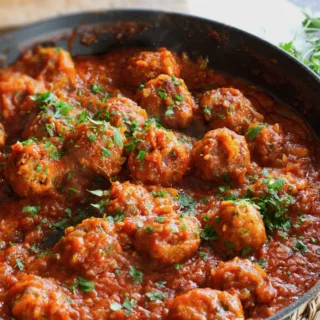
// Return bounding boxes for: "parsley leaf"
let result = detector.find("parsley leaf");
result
[15,258,24,270]
[201,225,218,241]
[171,75,181,86]
[247,125,265,141]
[151,190,168,197]
[110,302,123,311]
[136,150,147,161]
[145,291,168,301]
[157,88,167,99]
[71,277,94,293]
[114,129,123,148]
[293,240,308,254]
[22,206,40,217]
[129,266,144,284]
[178,192,197,215]
[87,189,109,197]
[91,83,103,94]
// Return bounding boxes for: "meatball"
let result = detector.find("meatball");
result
[133,215,200,265]
[4,139,65,197]
[128,124,191,186]
[71,120,126,178]
[247,123,285,167]
[94,97,147,133]
[212,200,267,254]
[22,96,81,140]
[191,128,250,184]
[7,274,78,320]
[136,74,196,128]
[54,218,123,277]
[15,47,77,88]
[209,258,276,309]
[200,88,263,134]
[106,181,155,217]
[0,73,45,136]
[0,122,5,148]
[123,48,180,88]
[167,288,244,320]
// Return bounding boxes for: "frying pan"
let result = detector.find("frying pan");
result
[0,9,319,320]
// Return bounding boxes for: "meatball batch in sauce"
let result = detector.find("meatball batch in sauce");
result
[0,45,318,320]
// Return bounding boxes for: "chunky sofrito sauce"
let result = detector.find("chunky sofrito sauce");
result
[0,46,318,320]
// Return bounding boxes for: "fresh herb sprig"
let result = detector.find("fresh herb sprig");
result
[279,13,320,75]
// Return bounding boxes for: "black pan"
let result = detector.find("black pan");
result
[0,9,319,320]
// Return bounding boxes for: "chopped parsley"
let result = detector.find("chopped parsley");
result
[199,252,209,261]
[71,277,94,293]
[178,192,197,215]
[45,123,55,137]
[155,281,166,288]
[174,94,184,101]
[15,258,24,270]
[136,150,147,161]
[113,129,123,148]
[203,105,211,116]
[216,113,226,120]
[22,206,40,218]
[257,258,266,269]
[129,266,144,284]
[201,225,218,241]
[157,88,167,100]
[171,75,180,86]
[165,105,175,118]
[145,291,168,301]
[122,298,137,315]
[247,125,265,141]
[174,264,184,270]
[110,302,123,311]
[151,190,168,197]
[225,241,235,249]
[91,83,103,94]
[145,226,153,233]
[87,189,109,197]
[293,240,308,254]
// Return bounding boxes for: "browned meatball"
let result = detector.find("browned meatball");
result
[133,215,200,265]
[7,274,78,320]
[106,181,179,218]
[247,123,285,167]
[4,138,65,197]
[167,288,244,320]
[191,128,250,184]
[54,218,123,277]
[209,258,276,309]
[0,73,45,136]
[201,88,263,134]
[22,92,82,140]
[123,48,180,88]
[211,200,267,254]
[136,74,196,128]
[70,120,126,178]
[128,124,191,186]
[15,47,77,89]
[94,97,147,133]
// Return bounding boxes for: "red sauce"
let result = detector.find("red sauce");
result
[0,45,318,320]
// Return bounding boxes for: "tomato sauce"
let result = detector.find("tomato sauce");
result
[0,45,318,320]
